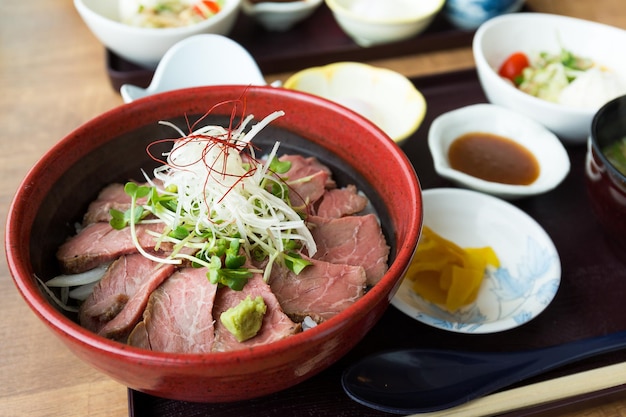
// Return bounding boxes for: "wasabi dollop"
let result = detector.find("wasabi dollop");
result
[220,296,267,342]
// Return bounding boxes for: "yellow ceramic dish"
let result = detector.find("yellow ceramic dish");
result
[283,62,426,144]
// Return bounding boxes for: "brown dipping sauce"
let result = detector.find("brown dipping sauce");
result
[448,132,540,185]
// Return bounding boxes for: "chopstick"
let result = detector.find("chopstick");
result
[409,362,626,417]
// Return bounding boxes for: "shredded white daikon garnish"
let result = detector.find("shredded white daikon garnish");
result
[149,110,316,266]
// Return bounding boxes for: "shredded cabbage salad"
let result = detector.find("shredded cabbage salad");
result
[512,48,626,109]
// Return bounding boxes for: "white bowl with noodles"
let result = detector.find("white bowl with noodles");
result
[473,12,626,144]
[428,103,570,200]
[74,0,242,69]
[391,187,561,334]
[283,61,427,144]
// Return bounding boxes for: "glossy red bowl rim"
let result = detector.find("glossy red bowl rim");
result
[6,85,422,369]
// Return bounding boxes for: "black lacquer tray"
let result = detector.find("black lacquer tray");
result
[128,69,626,417]
[106,4,483,92]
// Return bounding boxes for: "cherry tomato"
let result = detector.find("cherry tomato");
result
[193,1,221,18]
[498,52,530,84]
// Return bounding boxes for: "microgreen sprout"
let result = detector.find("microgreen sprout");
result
[109,182,151,230]
[207,255,252,291]
[283,252,310,275]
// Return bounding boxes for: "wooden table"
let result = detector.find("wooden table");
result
[2,1,626,416]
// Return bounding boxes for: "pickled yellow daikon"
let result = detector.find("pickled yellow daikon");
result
[406,226,499,312]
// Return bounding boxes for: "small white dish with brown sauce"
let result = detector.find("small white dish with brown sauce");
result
[428,103,570,200]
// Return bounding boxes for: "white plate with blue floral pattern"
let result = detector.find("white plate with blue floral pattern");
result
[391,187,561,334]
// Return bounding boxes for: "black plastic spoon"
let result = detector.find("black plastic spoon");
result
[342,330,626,414]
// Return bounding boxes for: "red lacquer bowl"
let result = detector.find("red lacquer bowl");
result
[5,85,422,402]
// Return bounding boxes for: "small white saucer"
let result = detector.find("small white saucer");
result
[428,103,570,200]
[391,188,561,334]
[120,34,266,103]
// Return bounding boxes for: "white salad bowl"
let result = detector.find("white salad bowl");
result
[392,188,561,334]
[428,103,570,200]
[473,12,626,144]
[74,0,242,69]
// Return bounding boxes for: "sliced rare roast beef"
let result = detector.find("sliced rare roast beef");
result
[212,274,301,352]
[269,257,366,322]
[286,170,329,210]
[57,222,170,274]
[62,152,390,354]
[314,185,369,219]
[82,183,132,225]
[277,154,336,210]
[82,180,162,225]
[79,253,176,341]
[127,267,218,353]
[307,214,390,286]
[279,154,336,190]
